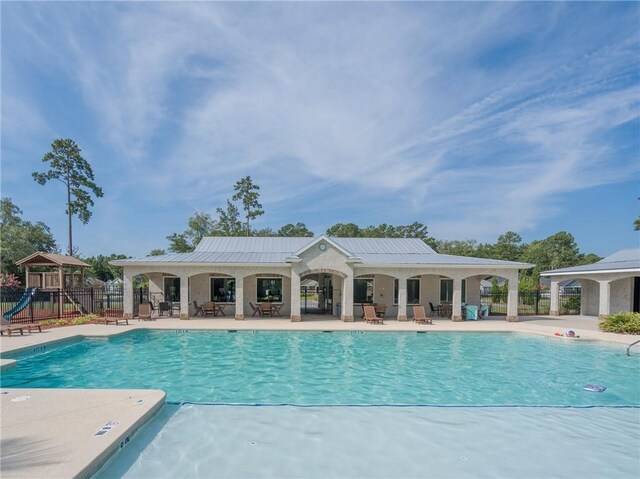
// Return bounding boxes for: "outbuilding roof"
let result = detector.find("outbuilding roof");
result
[541,248,640,276]
[15,252,89,268]
[112,236,531,269]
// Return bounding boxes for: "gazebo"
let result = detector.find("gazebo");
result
[15,252,90,290]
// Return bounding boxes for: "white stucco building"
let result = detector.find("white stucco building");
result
[112,236,532,322]
[542,248,640,319]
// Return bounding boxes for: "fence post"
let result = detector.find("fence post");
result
[535,290,539,316]
[90,288,95,314]
[29,292,34,323]
[57,289,62,319]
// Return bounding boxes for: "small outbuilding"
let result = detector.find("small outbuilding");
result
[541,248,640,318]
[15,252,90,290]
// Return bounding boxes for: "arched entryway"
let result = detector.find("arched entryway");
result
[299,269,347,317]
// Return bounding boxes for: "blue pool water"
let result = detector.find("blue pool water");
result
[2,330,638,406]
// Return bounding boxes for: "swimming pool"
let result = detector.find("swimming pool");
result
[2,330,638,406]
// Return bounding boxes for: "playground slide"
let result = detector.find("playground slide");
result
[2,287,38,320]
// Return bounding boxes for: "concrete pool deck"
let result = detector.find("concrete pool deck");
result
[0,388,165,479]
[1,315,638,478]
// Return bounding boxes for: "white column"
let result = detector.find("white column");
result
[123,271,133,320]
[506,271,519,322]
[290,270,301,322]
[550,279,560,316]
[397,277,408,321]
[580,281,588,315]
[235,275,244,320]
[452,277,463,321]
[342,272,354,322]
[179,274,189,320]
[598,280,611,320]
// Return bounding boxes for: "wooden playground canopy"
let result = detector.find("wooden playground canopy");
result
[16,252,90,290]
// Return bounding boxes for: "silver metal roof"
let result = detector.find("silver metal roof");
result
[542,248,640,275]
[195,237,311,253]
[113,236,531,268]
[330,237,436,255]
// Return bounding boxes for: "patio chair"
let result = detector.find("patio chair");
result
[260,303,273,316]
[158,302,172,317]
[363,305,383,324]
[192,301,204,317]
[270,303,283,317]
[202,302,215,317]
[412,306,433,325]
[429,302,443,317]
[374,304,386,319]
[0,318,27,336]
[138,303,153,321]
[249,302,263,317]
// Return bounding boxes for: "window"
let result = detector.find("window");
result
[354,278,374,303]
[440,278,466,303]
[394,278,421,305]
[257,278,282,302]
[163,277,180,302]
[210,277,235,302]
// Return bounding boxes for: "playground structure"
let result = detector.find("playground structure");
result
[1,252,94,322]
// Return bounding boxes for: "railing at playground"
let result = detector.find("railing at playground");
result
[0,286,150,323]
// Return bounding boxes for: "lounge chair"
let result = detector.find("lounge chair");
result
[363,305,383,324]
[270,303,283,317]
[412,306,433,325]
[249,302,262,317]
[374,304,386,319]
[0,318,27,336]
[138,303,153,321]
[104,317,130,325]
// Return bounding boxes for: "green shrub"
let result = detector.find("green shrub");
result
[561,296,581,313]
[599,312,640,335]
[56,319,68,326]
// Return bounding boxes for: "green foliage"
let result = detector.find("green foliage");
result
[326,222,429,239]
[232,176,264,235]
[501,280,509,296]
[493,231,522,261]
[215,200,243,236]
[599,312,640,335]
[0,198,58,279]
[490,277,502,302]
[72,314,96,325]
[57,319,68,326]
[32,139,103,255]
[635,197,640,231]
[149,249,166,256]
[561,296,581,313]
[84,254,128,281]
[277,223,314,237]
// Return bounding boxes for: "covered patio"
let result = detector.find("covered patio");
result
[112,236,532,322]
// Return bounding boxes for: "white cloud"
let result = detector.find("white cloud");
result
[2,2,638,254]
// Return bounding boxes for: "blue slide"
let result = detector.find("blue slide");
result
[3,287,37,320]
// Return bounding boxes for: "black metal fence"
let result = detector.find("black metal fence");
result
[0,286,150,323]
[480,290,581,316]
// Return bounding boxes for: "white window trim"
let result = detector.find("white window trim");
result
[354,277,375,304]
[209,276,236,303]
[393,277,421,305]
[256,277,284,303]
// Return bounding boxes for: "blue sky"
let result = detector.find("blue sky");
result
[2,2,639,258]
